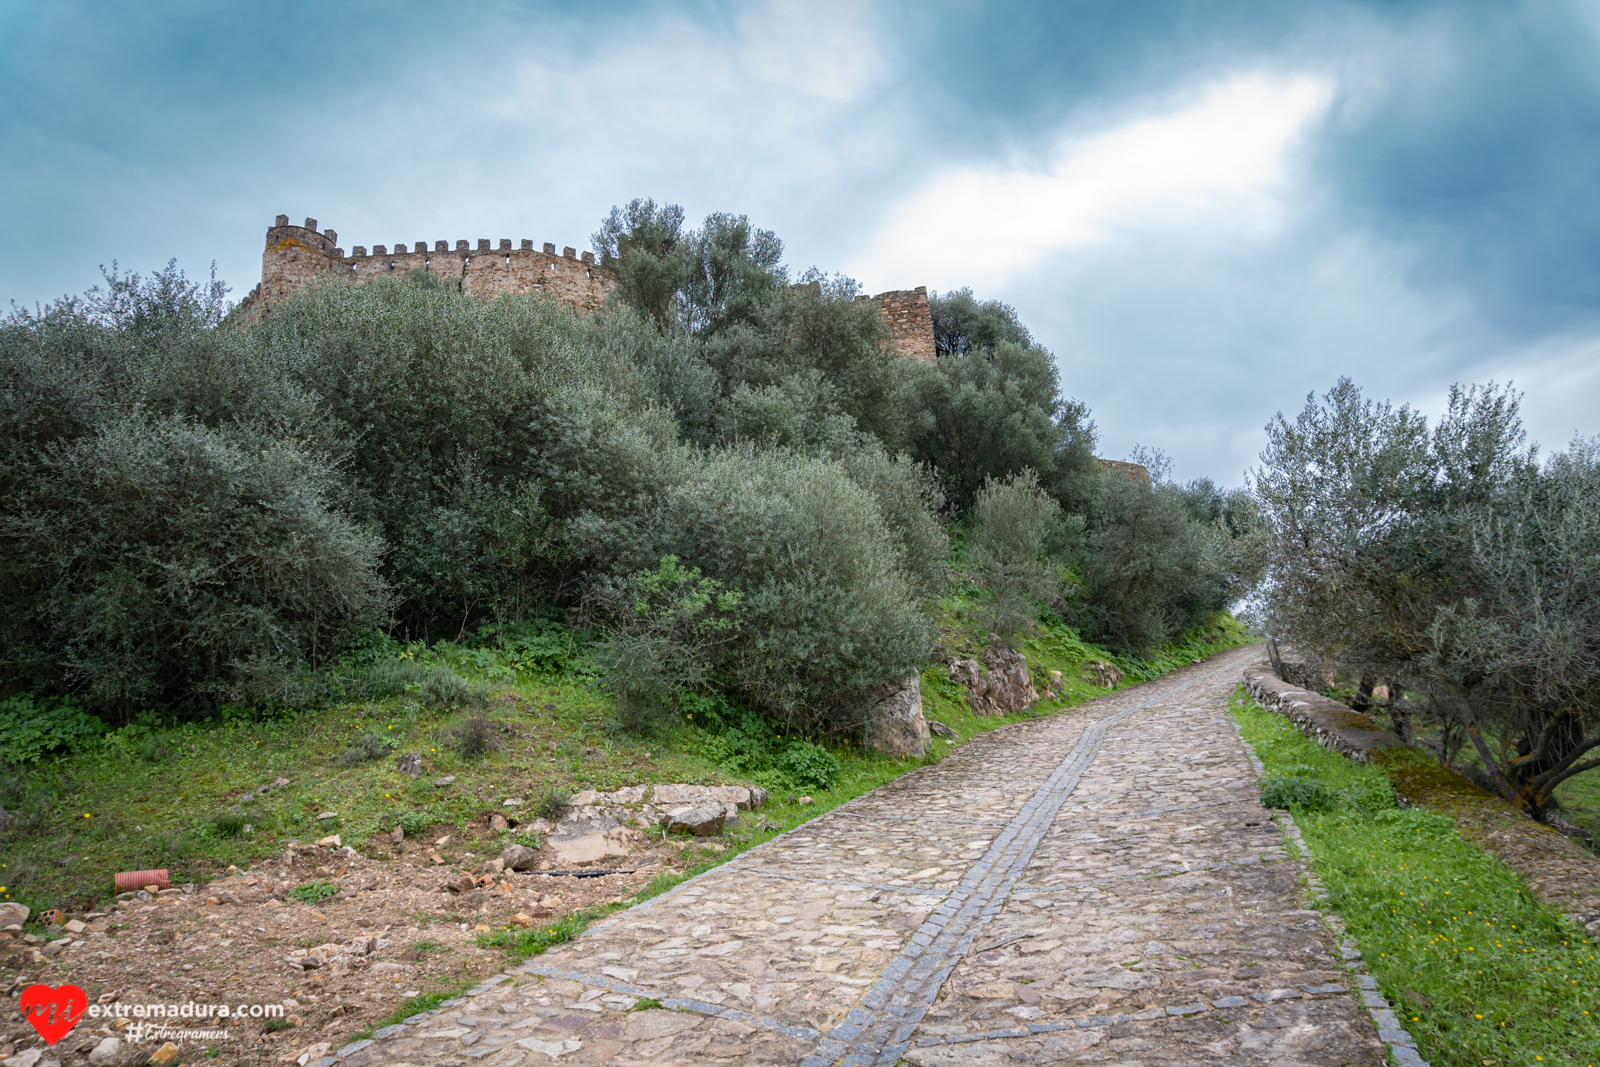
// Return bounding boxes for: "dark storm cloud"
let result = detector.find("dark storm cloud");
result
[3,1,1597,482]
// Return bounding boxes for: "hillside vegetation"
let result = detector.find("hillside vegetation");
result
[0,201,1261,915]
[2,200,1255,728]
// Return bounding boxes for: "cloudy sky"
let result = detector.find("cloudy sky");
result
[4,0,1598,484]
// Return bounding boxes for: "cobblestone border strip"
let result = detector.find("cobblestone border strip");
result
[804,661,1241,1067]
[1228,708,1432,1067]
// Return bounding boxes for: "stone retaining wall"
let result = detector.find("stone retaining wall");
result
[1240,661,1408,761]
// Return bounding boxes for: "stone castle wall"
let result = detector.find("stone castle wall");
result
[238,215,938,363]
[236,216,614,321]
[237,215,1148,485]
[1098,458,1150,481]
[868,286,936,363]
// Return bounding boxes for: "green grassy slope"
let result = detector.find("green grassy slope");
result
[0,611,1249,918]
[1232,690,1600,1067]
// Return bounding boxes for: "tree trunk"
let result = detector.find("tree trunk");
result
[1352,673,1375,714]
[1387,684,1412,743]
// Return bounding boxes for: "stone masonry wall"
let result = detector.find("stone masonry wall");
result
[1098,458,1150,481]
[236,216,614,321]
[869,286,936,363]
[239,217,940,366]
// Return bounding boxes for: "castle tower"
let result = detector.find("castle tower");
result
[255,215,346,313]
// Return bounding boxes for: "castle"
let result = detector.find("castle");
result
[238,214,1145,479]
[237,215,936,362]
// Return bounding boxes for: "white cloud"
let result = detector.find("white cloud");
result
[1467,331,1600,452]
[735,0,879,103]
[851,72,1334,291]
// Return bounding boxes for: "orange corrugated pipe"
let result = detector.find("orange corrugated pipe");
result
[113,869,169,893]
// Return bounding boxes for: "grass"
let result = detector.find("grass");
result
[1555,771,1600,844]
[1232,688,1600,1067]
[473,906,616,962]
[341,978,478,1045]
[0,608,1249,923]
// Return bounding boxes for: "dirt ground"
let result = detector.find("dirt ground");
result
[0,817,704,1066]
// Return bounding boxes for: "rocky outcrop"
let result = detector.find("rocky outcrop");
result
[548,808,636,865]
[1081,660,1123,688]
[863,675,931,758]
[947,635,1040,716]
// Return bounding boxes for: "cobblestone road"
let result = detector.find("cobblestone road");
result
[345,646,1385,1066]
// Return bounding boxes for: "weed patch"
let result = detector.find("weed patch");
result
[475,907,613,962]
[288,880,339,905]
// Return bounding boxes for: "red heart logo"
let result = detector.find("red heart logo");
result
[20,984,87,1046]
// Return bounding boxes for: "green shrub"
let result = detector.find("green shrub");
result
[0,695,107,763]
[450,715,498,759]
[339,729,396,765]
[420,667,475,708]
[1259,774,1339,812]
[396,810,432,836]
[597,448,935,734]
[534,789,572,823]
[969,469,1079,640]
[2,413,389,714]
[700,714,781,777]
[776,740,840,792]
[211,813,247,838]
[1082,468,1230,653]
[468,620,586,675]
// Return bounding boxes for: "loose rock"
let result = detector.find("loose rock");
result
[499,844,537,870]
[663,802,726,836]
[86,1038,121,1066]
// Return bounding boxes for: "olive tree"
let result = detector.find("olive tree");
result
[1253,378,1600,821]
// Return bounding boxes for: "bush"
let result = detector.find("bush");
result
[450,715,498,759]
[775,741,840,792]
[211,813,246,838]
[594,448,935,734]
[339,729,396,765]
[592,556,745,715]
[535,789,571,823]
[697,710,840,791]
[0,695,107,763]
[700,714,781,777]
[1,413,389,714]
[1082,468,1230,653]
[288,880,339,904]
[469,619,587,675]
[396,810,432,836]
[1259,774,1339,812]
[357,659,429,698]
[969,469,1077,641]
[420,668,475,708]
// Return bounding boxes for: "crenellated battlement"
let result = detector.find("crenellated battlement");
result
[235,214,938,363]
[235,215,614,322]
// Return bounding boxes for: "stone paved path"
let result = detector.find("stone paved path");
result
[342,646,1385,1066]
